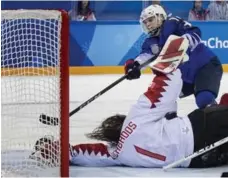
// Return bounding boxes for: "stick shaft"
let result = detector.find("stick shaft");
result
[69,56,156,117]
[163,136,228,170]
[69,74,127,116]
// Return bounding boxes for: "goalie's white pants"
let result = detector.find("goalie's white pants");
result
[116,69,194,167]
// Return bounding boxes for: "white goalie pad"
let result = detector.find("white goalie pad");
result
[149,35,189,74]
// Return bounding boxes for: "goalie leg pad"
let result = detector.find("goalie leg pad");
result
[188,105,228,168]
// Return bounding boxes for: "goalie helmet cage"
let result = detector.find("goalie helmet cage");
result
[1,10,69,177]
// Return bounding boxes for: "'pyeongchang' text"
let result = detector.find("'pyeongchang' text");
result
[202,37,228,49]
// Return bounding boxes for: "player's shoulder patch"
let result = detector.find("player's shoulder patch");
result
[150,44,160,55]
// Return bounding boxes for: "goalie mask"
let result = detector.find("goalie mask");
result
[140,5,167,36]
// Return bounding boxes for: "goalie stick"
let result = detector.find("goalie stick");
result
[163,136,228,170]
[39,35,188,126]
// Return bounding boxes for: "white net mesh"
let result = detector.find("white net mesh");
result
[1,10,67,177]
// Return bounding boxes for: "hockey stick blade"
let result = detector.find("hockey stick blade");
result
[39,114,59,126]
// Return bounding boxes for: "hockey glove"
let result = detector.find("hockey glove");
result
[29,135,60,166]
[124,59,141,80]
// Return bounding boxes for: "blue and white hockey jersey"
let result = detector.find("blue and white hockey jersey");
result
[135,16,216,83]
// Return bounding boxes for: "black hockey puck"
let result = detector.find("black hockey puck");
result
[221,172,228,177]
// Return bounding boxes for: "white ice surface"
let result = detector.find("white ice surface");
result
[1,73,227,177]
[68,73,228,177]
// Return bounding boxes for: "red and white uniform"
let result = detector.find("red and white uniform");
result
[70,69,194,167]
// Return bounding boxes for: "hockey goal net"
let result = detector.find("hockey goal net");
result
[1,10,69,177]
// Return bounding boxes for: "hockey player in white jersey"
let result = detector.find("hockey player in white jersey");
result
[31,68,228,168]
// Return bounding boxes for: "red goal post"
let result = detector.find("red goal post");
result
[1,9,69,177]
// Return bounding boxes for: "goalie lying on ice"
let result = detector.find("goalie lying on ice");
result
[31,69,228,168]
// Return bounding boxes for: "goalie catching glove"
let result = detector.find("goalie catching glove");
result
[29,135,61,167]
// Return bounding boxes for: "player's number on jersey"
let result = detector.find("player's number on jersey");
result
[169,17,192,28]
